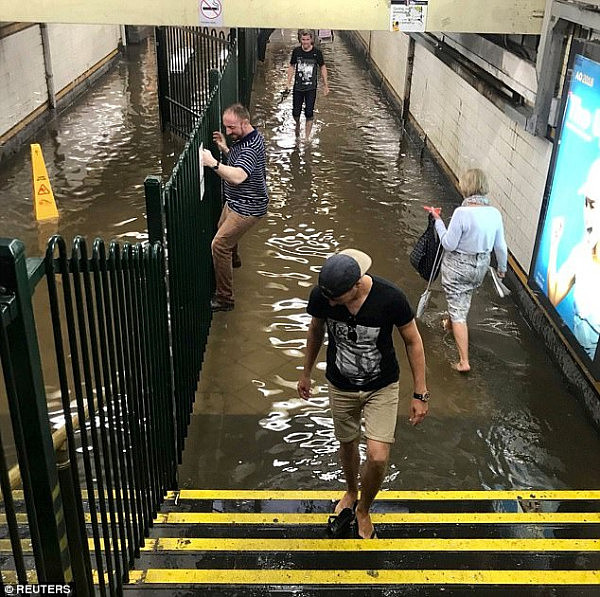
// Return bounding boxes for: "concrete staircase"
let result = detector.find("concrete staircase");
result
[123,489,600,596]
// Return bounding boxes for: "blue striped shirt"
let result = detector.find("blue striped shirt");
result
[224,129,269,217]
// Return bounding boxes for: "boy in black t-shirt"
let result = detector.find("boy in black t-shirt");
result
[297,249,429,539]
[286,29,330,139]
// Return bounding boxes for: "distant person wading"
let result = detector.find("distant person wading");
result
[286,29,329,139]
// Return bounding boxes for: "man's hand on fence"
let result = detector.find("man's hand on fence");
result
[212,131,228,154]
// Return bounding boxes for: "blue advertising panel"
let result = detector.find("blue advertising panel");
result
[531,52,600,374]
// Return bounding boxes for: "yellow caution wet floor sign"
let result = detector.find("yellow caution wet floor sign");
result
[31,143,59,220]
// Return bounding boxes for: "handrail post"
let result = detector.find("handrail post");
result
[155,26,171,131]
[145,176,163,245]
[0,238,71,583]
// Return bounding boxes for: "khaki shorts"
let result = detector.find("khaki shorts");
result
[328,381,400,444]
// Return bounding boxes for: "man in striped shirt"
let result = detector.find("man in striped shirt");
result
[201,104,269,311]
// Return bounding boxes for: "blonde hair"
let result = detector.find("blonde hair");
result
[459,168,489,198]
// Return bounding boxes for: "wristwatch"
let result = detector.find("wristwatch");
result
[212,160,220,171]
[413,391,430,402]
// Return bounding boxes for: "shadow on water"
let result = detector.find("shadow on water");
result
[180,30,600,492]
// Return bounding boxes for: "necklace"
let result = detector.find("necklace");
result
[462,195,489,207]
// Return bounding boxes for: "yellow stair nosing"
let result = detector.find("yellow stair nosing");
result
[165,489,600,501]
[125,568,600,585]
[153,512,600,524]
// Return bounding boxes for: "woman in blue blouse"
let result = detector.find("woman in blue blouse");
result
[425,169,507,372]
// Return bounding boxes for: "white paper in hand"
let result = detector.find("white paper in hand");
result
[489,267,511,298]
[416,289,431,319]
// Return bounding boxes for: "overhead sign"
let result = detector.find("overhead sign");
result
[390,0,428,33]
[530,42,600,378]
[199,0,223,27]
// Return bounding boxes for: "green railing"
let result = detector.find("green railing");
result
[156,27,258,137]
[0,26,250,596]
[145,48,238,457]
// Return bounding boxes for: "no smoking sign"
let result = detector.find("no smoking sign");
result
[199,0,223,26]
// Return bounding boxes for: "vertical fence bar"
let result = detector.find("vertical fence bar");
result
[110,243,146,547]
[155,27,171,131]
[0,312,30,586]
[71,237,117,596]
[0,238,71,584]
[51,237,108,595]
[45,235,94,596]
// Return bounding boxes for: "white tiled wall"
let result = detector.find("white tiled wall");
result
[0,27,46,138]
[408,43,552,273]
[0,24,121,141]
[48,25,121,94]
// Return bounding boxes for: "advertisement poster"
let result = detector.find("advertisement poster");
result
[390,0,428,33]
[531,53,600,371]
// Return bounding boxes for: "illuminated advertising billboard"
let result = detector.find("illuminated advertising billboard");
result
[531,43,600,378]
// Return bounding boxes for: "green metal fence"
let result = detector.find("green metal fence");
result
[156,27,258,137]
[145,48,238,458]
[0,26,252,596]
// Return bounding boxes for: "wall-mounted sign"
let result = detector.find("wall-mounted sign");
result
[199,0,223,27]
[390,0,428,33]
[530,41,600,378]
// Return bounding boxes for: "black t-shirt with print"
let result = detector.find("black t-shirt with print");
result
[290,46,324,91]
[307,275,415,391]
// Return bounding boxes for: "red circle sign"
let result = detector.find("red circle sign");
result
[200,0,222,20]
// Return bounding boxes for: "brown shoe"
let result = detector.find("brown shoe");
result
[210,298,234,312]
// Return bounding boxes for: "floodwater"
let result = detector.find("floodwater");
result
[1,31,599,492]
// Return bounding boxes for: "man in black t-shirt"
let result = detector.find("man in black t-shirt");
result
[297,249,429,539]
[286,29,329,139]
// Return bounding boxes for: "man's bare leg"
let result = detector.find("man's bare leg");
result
[355,439,390,538]
[335,439,360,513]
[305,118,314,139]
[294,117,301,137]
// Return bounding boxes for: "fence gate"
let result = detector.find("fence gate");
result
[155,26,258,137]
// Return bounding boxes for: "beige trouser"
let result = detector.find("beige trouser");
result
[211,204,260,304]
[328,381,400,444]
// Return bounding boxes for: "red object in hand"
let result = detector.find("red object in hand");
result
[423,205,442,218]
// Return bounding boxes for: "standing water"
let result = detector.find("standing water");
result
[0,32,598,491]
[179,30,600,492]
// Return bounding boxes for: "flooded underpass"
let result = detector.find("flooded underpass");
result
[178,30,600,492]
[1,31,599,494]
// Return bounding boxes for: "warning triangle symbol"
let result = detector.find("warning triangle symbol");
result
[37,183,51,195]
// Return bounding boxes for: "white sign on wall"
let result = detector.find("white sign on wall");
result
[199,143,205,201]
[390,0,428,33]
[199,0,224,27]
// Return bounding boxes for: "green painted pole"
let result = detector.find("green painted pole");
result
[0,238,71,583]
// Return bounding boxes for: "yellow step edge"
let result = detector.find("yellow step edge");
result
[3,537,599,554]
[166,490,600,501]
[140,538,600,552]
[154,512,600,524]
[4,489,600,504]
[4,511,600,526]
[126,568,600,585]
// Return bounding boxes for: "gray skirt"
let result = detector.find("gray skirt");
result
[441,251,490,323]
